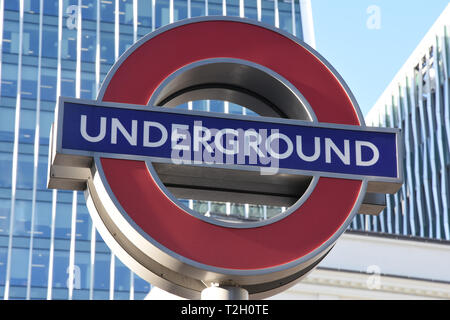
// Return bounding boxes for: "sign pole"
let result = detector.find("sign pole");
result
[201,286,249,300]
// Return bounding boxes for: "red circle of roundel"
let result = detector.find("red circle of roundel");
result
[99,19,363,270]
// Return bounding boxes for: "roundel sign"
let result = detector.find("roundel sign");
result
[48,17,402,299]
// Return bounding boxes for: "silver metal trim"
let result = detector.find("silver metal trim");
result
[52,96,402,187]
[144,160,319,229]
[147,58,317,122]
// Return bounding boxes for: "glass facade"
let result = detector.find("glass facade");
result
[362,6,450,241]
[0,0,310,299]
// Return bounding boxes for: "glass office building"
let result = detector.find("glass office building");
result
[363,4,450,241]
[0,0,314,299]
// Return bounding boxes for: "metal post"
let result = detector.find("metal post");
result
[201,286,249,300]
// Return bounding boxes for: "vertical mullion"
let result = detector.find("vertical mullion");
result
[222,0,226,16]
[256,0,261,21]
[205,0,208,16]
[442,27,450,154]
[433,37,449,239]
[109,253,115,300]
[187,0,191,19]
[152,0,155,31]
[410,74,422,236]
[68,0,83,300]
[89,0,101,301]
[4,0,24,301]
[417,61,433,237]
[47,0,64,300]
[89,224,96,300]
[115,0,119,61]
[129,270,135,300]
[133,0,138,43]
[169,0,174,23]
[274,0,279,28]
[403,81,414,236]
[427,42,442,239]
[299,0,316,48]
[0,0,4,97]
[95,0,101,94]
[108,0,121,300]
[47,190,57,300]
[290,0,296,37]
[67,191,78,300]
[239,0,244,18]
[26,0,44,300]
[129,2,139,299]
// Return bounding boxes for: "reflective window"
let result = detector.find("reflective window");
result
[100,31,115,64]
[0,198,11,235]
[190,0,206,17]
[23,23,40,56]
[138,0,152,29]
[61,28,77,60]
[114,258,130,292]
[94,251,110,291]
[134,273,151,293]
[294,0,303,38]
[10,248,29,286]
[0,107,15,133]
[279,1,293,34]
[174,0,188,21]
[61,70,75,97]
[73,251,90,291]
[81,29,96,63]
[228,102,244,115]
[13,200,32,236]
[2,20,20,54]
[44,0,59,16]
[55,201,72,239]
[21,65,39,99]
[119,33,133,57]
[76,204,92,240]
[30,249,49,288]
[42,25,59,59]
[81,0,97,21]
[245,0,258,20]
[5,2,19,11]
[100,0,115,23]
[155,1,169,28]
[34,201,52,237]
[261,1,275,26]
[0,247,7,285]
[208,0,222,16]
[18,109,36,135]
[52,249,69,298]
[81,71,96,100]
[15,153,33,189]
[119,0,134,25]
[226,0,240,16]
[24,0,41,14]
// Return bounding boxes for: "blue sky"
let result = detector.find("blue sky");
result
[311,0,450,116]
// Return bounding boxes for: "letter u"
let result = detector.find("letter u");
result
[296,136,320,162]
[80,114,107,142]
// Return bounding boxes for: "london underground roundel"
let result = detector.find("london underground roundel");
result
[48,17,402,299]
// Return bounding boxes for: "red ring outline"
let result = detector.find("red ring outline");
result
[100,20,362,270]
